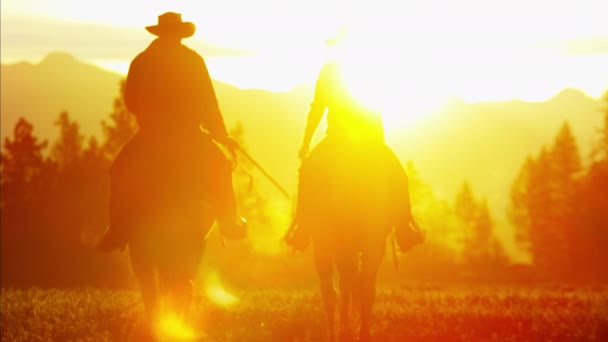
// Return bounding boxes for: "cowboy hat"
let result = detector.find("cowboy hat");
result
[146,12,196,38]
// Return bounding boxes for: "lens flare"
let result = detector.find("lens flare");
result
[204,272,239,307]
[155,312,196,341]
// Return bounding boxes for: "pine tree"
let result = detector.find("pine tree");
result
[454,182,477,224]
[515,123,584,280]
[454,181,480,264]
[473,199,493,255]
[597,92,608,164]
[549,121,582,278]
[0,118,50,285]
[1,118,48,189]
[526,147,564,279]
[550,122,581,192]
[455,181,506,279]
[0,118,49,218]
[578,92,608,280]
[52,111,84,170]
[509,156,535,257]
[101,80,138,161]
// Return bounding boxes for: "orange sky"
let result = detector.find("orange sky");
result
[2,0,608,103]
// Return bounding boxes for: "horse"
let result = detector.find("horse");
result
[298,142,402,342]
[127,187,215,332]
[111,133,226,339]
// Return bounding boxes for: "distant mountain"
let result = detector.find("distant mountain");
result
[388,88,603,244]
[2,52,605,258]
[1,52,123,142]
[1,52,311,193]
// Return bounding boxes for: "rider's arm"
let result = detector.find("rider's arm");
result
[197,55,230,142]
[124,58,140,115]
[300,64,330,157]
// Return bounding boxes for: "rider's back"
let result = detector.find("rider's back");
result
[315,61,385,144]
[125,39,215,141]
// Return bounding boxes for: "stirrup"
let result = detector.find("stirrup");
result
[97,227,127,253]
[219,217,247,241]
[394,220,425,253]
[284,222,310,252]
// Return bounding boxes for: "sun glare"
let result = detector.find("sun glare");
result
[155,312,196,341]
[334,31,448,133]
[93,59,130,75]
[52,1,606,108]
[204,272,239,307]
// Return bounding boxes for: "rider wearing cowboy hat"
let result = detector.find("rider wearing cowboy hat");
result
[98,12,246,252]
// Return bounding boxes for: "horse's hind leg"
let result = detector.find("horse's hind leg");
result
[336,255,357,341]
[314,244,337,342]
[158,232,204,320]
[129,243,158,324]
[359,246,384,342]
[158,271,194,319]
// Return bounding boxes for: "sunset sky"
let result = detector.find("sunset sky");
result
[2,0,608,104]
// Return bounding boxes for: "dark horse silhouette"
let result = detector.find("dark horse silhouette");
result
[299,143,402,342]
[99,12,244,338]
[112,139,219,339]
[129,197,212,335]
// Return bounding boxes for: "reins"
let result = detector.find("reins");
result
[236,146,292,201]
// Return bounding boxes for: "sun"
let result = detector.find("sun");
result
[333,31,448,134]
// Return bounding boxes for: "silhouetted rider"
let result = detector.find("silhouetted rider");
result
[99,12,246,252]
[285,31,422,252]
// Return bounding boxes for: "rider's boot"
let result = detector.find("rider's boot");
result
[284,219,310,252]
[284,145,319,252]
[218,215,247,240]
[97,226,128,252]
[382,144,425,253]
[393,216,425,253]
[215,170,247,241]
[284,180,311,251]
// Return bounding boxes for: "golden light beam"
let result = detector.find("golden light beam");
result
[204,271,239,307]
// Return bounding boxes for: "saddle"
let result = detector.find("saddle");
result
[100,131,236,252]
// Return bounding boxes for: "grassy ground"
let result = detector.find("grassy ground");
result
[1,285,607,341]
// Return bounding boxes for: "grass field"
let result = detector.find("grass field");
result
[1,286,607,341]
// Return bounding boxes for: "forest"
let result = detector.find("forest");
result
[1,81,608,288]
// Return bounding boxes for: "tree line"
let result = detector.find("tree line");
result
[1,81,607,287]
[509,101,608,282]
